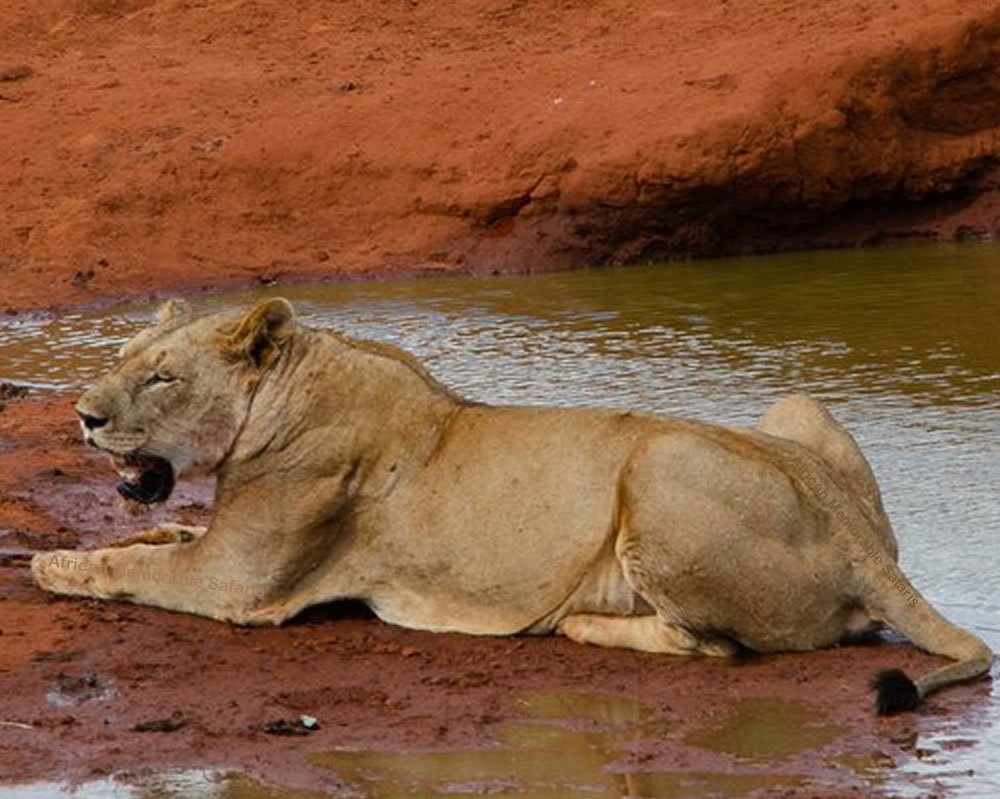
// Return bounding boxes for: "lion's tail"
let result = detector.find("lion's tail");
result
[871,578,993,715]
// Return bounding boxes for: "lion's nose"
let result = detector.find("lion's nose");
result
[77,410,109,430]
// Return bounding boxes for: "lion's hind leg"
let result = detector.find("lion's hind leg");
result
[558,613,738,657]
[757,394,896,558]
[610,430,860,656]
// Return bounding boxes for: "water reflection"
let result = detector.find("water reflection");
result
[684,698,847,763]
[311,690,815,798]
[0,770,330,798]
[1,244,997,409]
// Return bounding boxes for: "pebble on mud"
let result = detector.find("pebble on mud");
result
[262,716,321,736]
[131,711,189,733]
[0,382,29,413]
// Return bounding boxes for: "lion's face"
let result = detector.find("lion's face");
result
[75,298,294,504]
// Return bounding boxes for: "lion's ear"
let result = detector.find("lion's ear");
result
[224,298,296,369]
[156,299,192,326]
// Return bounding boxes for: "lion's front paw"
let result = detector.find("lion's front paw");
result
[31,550,104,597]
[30,552,55,591]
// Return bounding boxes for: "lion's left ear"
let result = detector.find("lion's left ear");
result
[224,298,296,369]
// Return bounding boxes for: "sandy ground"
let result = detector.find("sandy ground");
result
[0,0,998,310]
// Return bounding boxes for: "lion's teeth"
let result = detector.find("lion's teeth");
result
[118,466,142,484]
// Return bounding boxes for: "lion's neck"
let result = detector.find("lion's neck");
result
[219,328,463,507]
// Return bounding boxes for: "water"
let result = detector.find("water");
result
[0,771,323,799]
[682,698,847,763]
[1,242,998,796]
[308,691,822,798]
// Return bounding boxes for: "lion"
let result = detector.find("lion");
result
[31,298,992,714]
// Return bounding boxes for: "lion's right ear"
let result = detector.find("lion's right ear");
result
[223,297,296,369]
[157,299,192,326]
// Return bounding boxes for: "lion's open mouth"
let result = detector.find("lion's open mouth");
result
[114,453,175,505]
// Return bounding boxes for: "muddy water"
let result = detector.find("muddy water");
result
[1,243,998,796]
[308,691,821,798]
[0,692,860,797]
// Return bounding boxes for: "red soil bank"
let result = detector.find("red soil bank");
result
[0,0,998,309]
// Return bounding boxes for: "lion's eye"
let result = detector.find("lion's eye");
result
[144,372,177,387]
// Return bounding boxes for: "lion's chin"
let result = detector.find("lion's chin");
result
[113,453,176,505]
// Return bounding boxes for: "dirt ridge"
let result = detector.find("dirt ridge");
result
[461,6,1000,267]
[0,0,997,309]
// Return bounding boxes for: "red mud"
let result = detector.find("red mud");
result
[0,0,998,310]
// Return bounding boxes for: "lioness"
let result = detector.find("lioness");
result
[32,298,992,714]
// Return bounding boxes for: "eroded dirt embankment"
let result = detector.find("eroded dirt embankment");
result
[0,0,998,310]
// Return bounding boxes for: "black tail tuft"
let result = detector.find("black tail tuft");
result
[872,668,920,715]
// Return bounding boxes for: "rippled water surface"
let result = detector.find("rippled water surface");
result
[1,243,998,796]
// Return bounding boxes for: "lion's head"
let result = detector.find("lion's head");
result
[75,297,295,504]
